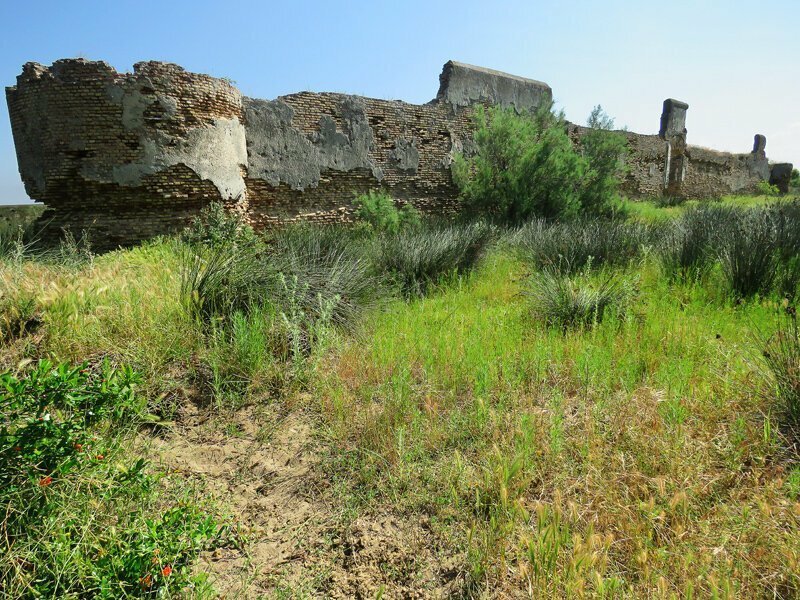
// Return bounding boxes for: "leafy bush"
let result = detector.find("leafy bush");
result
[0,361,141,491]
[375,221,494,297]
[791,169,799,191]
[452,106,583,222]
[0,361,222,597]
[579,106,629,217]
[452,105,627,223]
[525,270,631,331]
[182,201,259,250]
[513,218,652,275]
[757,180,781,197]
[353,190,421,233]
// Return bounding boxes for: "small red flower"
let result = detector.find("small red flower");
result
[95,454,104,460]
[139,573,153,588]
[74,443,82,450]
[38,476,53,487]
[161,565,172,577]
[13,446,21,452]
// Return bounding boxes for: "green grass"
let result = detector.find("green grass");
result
[318,251,799,596]
[2,201,800,597]
[622,194,799,223]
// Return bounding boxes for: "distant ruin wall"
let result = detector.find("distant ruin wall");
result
[5,58,789,248]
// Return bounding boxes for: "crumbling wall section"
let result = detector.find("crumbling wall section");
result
[242,63,553,227]
[681,145,769,199]
[5,59,247,247]
[244,93,474,227]
[568,124,669,198]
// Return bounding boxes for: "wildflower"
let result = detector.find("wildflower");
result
[38,476,53,487]
[95,454,104,460]
[13,446,21,452]
[74,443,83,450]
[161,565,172,577]
[139,573,153,588]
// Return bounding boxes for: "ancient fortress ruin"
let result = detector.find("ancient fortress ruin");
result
[6,59,793,248]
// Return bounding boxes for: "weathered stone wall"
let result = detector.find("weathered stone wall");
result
[6,59,247,247]
[568,124,669,198]
[243,92,472,227]
[5,58,791,248]
[681,144,769,199]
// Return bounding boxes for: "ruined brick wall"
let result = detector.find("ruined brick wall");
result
[241,61,553,228]
[243,93,474,227]
[5,58,789,249]
[568,124,669,198]
[681,144,769,199]
[6,59,247,248]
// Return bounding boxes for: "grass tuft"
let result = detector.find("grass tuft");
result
[525,269,631,330]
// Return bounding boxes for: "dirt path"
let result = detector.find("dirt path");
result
[150,400,455,598]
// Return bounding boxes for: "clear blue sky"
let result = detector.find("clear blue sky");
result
[1,0,798,204]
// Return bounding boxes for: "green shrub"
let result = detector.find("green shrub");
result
[513,218,652,275]
[452,105,627,223]
[452,105,583,222]
[525,270,630,331]
[757,180,781,197]
[790,169,799,191]
[353,190,421,233]
[579,106,629,217]
[182,201,259,250]
[0,361,141,491]
[375,221,494,297]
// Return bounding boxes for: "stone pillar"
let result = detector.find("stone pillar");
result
[753,134,767,157]
[659,99,689,197]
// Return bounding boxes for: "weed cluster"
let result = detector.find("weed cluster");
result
[512,218,653,275]
[375,220,495,297]
[525,269,631,331]
[0,361,222,597]
[659,202,800,298]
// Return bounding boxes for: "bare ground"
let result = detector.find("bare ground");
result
[149,396,460,598]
